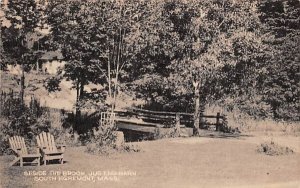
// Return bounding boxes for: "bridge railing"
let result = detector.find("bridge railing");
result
[115,108,227,131]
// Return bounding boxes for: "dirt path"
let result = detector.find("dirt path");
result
[0,135,299,188]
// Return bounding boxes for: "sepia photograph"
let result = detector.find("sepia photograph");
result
[0,0,299,187]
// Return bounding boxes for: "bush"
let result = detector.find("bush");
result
[86,118,117,155]
[43,77,61,92]
[86,117,140,155]
[257,141,294,156]
[0,96,52,155]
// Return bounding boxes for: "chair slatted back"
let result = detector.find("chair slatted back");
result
[8,136,28,155]
[36,132,57,153]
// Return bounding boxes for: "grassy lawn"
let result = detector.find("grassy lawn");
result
[0,134,299,188]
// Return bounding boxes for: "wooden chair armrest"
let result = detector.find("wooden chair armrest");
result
[9,148,22,156]
[37,146,47,153]
[8,148,18,153]
[57,145,66,148]
[57,145,66,152]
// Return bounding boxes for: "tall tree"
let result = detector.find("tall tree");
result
[259,0,300,120]
[46,0,105,115]
[2,0,44,104]
[132,0,265,134]
[47,0,163,112]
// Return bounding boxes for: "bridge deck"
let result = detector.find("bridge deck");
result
[116,118,187,134]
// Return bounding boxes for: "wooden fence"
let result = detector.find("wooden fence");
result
[115,108,227,131]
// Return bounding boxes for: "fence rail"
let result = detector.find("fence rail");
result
[115,108,227,131]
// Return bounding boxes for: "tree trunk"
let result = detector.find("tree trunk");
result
[193,81,200,135]
[20,63,25,105]
[75,78,80,117]
[0,19,3,95]
[79,80,84,100]
[36,61,39,72]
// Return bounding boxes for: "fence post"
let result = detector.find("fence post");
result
[216,112,220,131]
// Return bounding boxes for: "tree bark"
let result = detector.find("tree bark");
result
[36,61,39,72]
[75,78,80,117]
[20,62,25,105]
[193,81,200,135]
[79,80,84,100]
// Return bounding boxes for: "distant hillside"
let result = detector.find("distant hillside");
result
[0,70,141,112]
[1,71,77,111]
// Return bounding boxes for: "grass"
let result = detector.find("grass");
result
[204,105,300,136]
[1,134,299,188]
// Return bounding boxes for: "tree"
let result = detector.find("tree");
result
[259,0,300,120]
[2,0,44,104]
[131,0,265,134]
[46,0,165,113]
[46,0,105,115]
[0,6,5,91]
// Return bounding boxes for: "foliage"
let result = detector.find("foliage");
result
[86,117,118,155]
[2,0,46,102]
[258,0,300,120]
[0,96,50,155]
[43,76,61,92]
[1,0,298,143]
[257,141,294,156]
[86,117,140,155]
[38,0,299,123]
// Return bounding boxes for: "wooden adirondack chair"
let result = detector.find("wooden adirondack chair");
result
[8,136,40,167]
[36,132,66,165]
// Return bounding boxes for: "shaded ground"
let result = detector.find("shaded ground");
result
[0,133,299,188]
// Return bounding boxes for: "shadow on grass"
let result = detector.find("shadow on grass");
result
[198,130,254,140]
[43,160,68,166]
[0,156,34,188]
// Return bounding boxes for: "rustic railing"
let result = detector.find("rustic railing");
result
[115,108,227,131]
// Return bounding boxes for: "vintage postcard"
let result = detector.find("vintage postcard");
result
[0,0,299,187]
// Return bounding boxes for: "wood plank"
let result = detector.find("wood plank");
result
[13,137,17,148]
[9,157,20,167]
[132,108,191,116]
[44,155,63,161]
[42,132,48,150]
[50,134,57,153]
[20,137,27,154]
[12,137,18,150]
[8,137,14,150]
[36,135,41,148]
[15,136,21,152]
[38,134,44,149]
[47,133,53,152]
[117,122,157,133]
[116,119,164,128]
[10,137,17,152]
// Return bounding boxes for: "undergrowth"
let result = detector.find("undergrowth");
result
[86,116,140,155]
[257,141,294,156]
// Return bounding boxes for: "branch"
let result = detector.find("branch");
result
[94,62,109,82]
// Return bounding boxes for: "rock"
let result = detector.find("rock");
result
[180,128,193,137]
[114,131,125,148]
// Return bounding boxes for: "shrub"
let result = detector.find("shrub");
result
[0,96,52,155]
[0,118,11,155]
[257,141,294,156]
[86,116,140,155]
[86,118,118,155]
[154,127,179,139]
[43,77,61,92]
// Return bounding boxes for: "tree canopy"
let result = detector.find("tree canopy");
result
[1,0,299,123]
